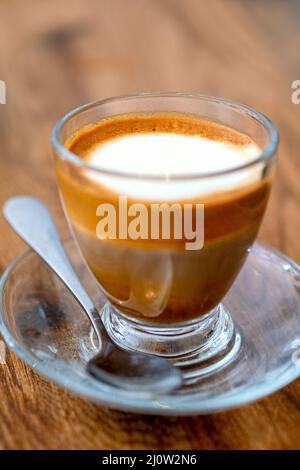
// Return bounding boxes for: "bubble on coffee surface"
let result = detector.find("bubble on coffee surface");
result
[84,133,262,200]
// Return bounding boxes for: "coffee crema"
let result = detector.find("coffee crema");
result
[55,113,271,323]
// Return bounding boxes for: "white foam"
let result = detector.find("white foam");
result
[85,133,262,199]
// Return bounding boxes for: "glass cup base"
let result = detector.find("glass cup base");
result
[102,303,242,383]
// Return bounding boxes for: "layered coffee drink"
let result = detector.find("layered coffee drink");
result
[55,113,271,324]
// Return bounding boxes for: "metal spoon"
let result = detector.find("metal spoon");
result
[3,196,182,395]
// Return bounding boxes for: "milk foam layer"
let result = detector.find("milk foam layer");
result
[85,132,262,199]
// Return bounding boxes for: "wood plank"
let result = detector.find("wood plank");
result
[0,0,300,449]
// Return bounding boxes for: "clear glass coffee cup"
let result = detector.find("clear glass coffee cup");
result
[52,93,278,377]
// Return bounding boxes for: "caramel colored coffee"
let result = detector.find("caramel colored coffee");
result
[55,113,271,324]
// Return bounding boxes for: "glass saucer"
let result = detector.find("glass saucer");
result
[1,239,300,416]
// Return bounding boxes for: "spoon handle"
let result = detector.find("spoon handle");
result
[3,195,105,341]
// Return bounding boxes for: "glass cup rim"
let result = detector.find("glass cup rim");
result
[52,92,279,181]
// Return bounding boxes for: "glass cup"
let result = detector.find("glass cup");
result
[52,93,278,377]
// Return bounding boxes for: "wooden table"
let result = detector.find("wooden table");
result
[0,0,300,450]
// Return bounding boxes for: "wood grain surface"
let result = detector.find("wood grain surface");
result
[0,0,300,450]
